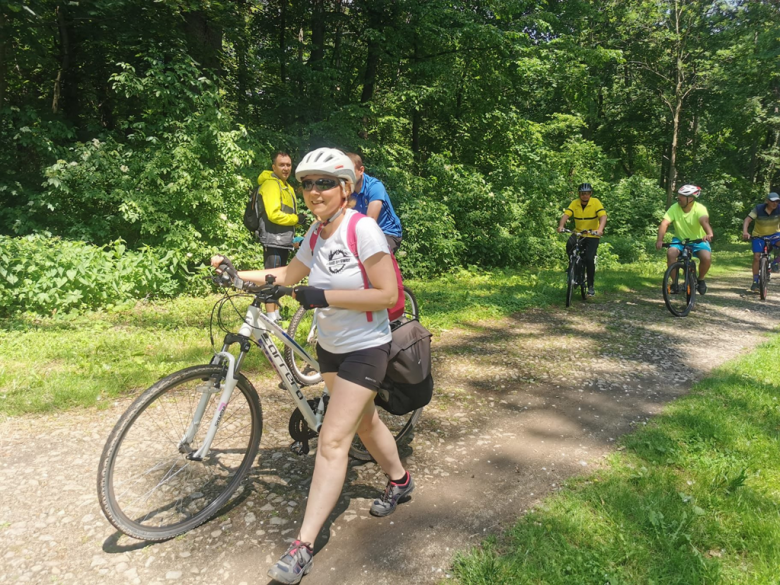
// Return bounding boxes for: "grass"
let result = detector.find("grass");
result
[0,241,754,416]
[450,332,780,584]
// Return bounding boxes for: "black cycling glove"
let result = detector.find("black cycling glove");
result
[297,212,307,225]
[214,255,244,288]
[293,286,329,310]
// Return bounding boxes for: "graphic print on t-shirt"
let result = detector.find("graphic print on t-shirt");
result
[327,249,350,274]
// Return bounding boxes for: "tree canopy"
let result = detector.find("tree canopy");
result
[1,0,778,275]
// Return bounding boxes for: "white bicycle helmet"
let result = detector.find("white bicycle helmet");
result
[677,184,701,197]
[294,148,356,183]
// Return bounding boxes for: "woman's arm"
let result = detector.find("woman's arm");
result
[210,255,310,286]
[321,252,398,311]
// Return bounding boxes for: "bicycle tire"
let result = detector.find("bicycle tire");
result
[663,261,691,317]
[349,407,423,461]
[284,306,323,386]
[579,260,587,300]
[402,285,420,321]
[759,256,769,300]
[97,365,262,541]
[566,261,576,307]
[686,262,698,313]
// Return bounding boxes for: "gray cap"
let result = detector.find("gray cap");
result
[768,192,780,202]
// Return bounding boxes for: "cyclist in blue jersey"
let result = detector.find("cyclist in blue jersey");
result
[347,153,403,253]
[742,191,780,291]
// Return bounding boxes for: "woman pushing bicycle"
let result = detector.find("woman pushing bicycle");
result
[211,148,413,584]
[655,184,714,295]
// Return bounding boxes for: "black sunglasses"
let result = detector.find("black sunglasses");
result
[302,178,341,192]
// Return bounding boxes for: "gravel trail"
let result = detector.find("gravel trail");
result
[1,267,778,584]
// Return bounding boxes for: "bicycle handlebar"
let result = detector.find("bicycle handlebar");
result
[661,238,704,248]
[560,228,598,236]
[212,269,293,300]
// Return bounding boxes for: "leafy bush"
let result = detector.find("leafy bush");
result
[16,54,265,251]
[606,176,666,237]
[0,235,197,316]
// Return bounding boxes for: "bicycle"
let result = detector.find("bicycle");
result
[284,285,419,386]
[561,229,596,307]
[97,274,423,542]
[661,239,703,317]
[751,236,776,300]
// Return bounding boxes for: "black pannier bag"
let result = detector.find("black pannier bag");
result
[375,319,434,415]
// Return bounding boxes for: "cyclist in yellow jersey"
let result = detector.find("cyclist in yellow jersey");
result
[656,184,714,295]
[742,191,780,291]
[557,183,607,296]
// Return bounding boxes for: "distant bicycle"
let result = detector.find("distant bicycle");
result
[561,229,596,307]
[284,285,419,386]
[661,239,703,317]
[751,236,776,300]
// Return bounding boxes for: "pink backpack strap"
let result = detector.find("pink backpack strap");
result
[308,221,324,251]
[346,213,374,323]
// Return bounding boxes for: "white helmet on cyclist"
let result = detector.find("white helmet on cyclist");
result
[677,184,701,198]
[295,148,356,184]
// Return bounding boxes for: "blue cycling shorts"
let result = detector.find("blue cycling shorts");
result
[670,238,711,255]
[751,233,780,253]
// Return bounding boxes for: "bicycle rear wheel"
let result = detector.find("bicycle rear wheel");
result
[663,261,692,317]
[284,307,322,386]
[97,365,262,541]
[349,407,423,462]
[402,285,420,321]
[759,256,769,300]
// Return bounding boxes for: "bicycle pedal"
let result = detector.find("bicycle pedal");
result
[290,440,310,456]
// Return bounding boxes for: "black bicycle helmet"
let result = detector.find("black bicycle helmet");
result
[578,183,593,193]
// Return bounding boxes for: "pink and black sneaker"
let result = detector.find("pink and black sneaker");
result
[370,472,415,517]
[267,539,313,584]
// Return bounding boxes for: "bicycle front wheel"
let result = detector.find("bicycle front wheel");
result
[284,307,322,386]
[349,407,423,462]
[759,256,769,300]
[686,263,698,313]
[97,365,262,541]
[663,261,692,317]
[565,262,576,307]
[579,260,587,300]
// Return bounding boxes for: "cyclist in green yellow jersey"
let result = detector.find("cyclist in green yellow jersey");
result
[656,184,714,295]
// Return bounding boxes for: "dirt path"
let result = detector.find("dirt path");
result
[2,266,779,585]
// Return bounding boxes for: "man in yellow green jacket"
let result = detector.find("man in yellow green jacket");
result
[257,151,305,320]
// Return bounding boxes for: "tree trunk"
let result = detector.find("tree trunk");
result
[666,99,682,207]
[0,10,6,107]
[236,0,248,120]
[279,0,287,81]
[183,11,223,74]
[360,7,382,103]
[52,5,70,114]
[309,0,325,71]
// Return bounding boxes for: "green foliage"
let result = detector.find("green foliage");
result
[606,176,666,238]
[0,235,196,316]
[24,55,261,250]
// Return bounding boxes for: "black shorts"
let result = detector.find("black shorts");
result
[385,234,402,254]
[263,246,290,269]
[316,343,391,392]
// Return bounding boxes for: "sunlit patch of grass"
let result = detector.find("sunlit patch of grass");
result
[451,332,780,584]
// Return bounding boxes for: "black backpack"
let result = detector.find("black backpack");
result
[375,319,434,415]
[243,186,262,234]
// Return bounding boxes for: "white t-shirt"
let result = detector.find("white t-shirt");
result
[296,209,393,353]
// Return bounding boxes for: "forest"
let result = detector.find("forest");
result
[1,0,779,315]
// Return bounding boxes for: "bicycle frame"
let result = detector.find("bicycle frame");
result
[183,301,324,461]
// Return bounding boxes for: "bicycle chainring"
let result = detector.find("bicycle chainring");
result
[288,398,326,442]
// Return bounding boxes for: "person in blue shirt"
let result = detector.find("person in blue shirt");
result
[347,153,403,253]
